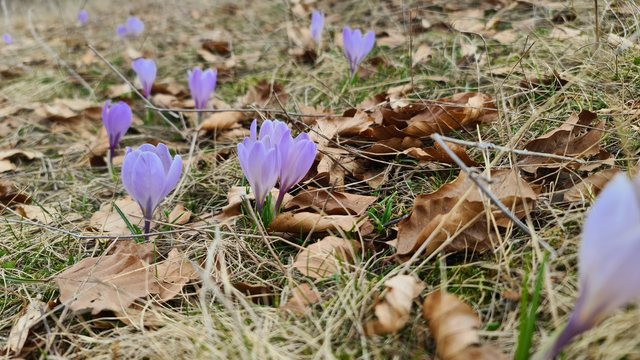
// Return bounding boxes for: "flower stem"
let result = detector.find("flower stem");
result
[107,147,114,181]
[195,111,202,128]
[274,190,286,214]
[143,218,151,242]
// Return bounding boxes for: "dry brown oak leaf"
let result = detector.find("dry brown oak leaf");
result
[395,169,536,257]
[423,290,508,360]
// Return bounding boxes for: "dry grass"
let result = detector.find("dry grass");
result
[1,0,640,359]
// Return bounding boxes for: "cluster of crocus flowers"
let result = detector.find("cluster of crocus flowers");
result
[342,26,375,76]
[237,119,316,213]
[188,67,217,110]
[542,172,640,358]
[121,143,182,236]
[310,10,324,47]
[132,58,156,98]
[77,10,88,26]
[116,16,144,38]
[102,100,132,162]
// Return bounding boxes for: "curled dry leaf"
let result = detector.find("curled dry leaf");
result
[563,168,619,202]
[200,111,244,132]
[241,80,288,109]
[292,236,361,280]
[16,205,59,225]
[395,169,536,256]
[89,197,145,234]
[518,110,603,174]
[404,142,478,166]
[364,275,425,336]
[280,283,320,316]
[0,180,30,205]
[5,300,51,355]
[55,252,159,314]
[403,93,497,137]
[269,211,366,234]
[155,248,199,301]
[423,290,508,360]
[168,204,192,225]
[284,188,377,216]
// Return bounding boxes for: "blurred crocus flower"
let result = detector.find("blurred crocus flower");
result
[102,100,132,160]
[116,25,127,38]
[546,173,640,358]
[77,10,88,25]
[132,58,156,98]
[275,131,316,210]
[342,26,375,76]
[126,16,144,36]
[2,33,12,45]
[116,16,144,38]
[310,10,324,46]
[188,67,217,110]
[121,143,182,236]
[237,120,283,212]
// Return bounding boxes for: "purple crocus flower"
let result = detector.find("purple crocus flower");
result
[121,143,182,236]
[237,120,285,212]
[2,33,12,45]
[77,10,88,25]
[131,58,156,98]
[125,16,144,37]
[545,173,640,358]
[342,26,375,76]
[310,10,324,46]
[116,25,127,38]
[102,100,132,160]
[188,67,217,110]
[275,131,316,210]
[237,119,316,212]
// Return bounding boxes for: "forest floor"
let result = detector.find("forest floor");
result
[1,0,639,359]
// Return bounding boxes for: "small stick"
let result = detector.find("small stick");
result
[436,134,591,164]
[87,44,185,138]
[144,104,328,117]
[431,133,556,256]
[27,9,93,95]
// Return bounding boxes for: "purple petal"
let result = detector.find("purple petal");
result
[121,147,138,197]
[310,10,324,45]
[2,33,12,45]
[126,16,144,36]
[362,31,375,60]
[161,155,182,198]
[131,151,166,218]
[153,143,173,172]
[116,25,127,38]
[77,10,88,25]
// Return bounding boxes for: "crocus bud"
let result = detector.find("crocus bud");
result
[546,173,640,358]
[125,16,144,37]
[77,10,88,26]
[3,33,12,45]
[121,143,182,235]
[342,26,375,76]
[275,131,316,210]
[131,58,156,98]
[310,10,324,46]
[237,120,283,212]
[102,100,132,159]
[187,67,217,110]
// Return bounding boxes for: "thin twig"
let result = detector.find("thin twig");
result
[27,9,93,95]
[87,43,185,138]
[145,104,329,117]
[436,134,591,164]
[432,133,556,256]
